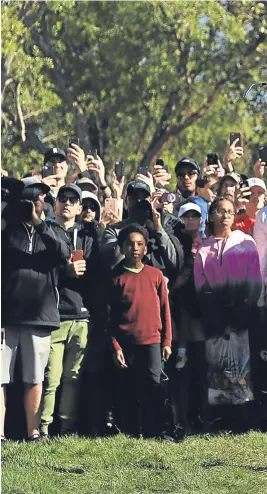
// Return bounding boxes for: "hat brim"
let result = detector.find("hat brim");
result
[127,185,151,197]
[78,183,98,192]
[25,182,50,194]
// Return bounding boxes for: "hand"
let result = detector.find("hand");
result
[223,139,243,172]
[254,159,265,178]
[152,208,162,230]
[31,202,42,226]
[260,350,267,362]
[87,154,106,185]
[67,144,87,172]
[235,186,251,207]
[112,173,125,200]
[135,171,155,194]
[202,160,224,179]
[113,350,127,368]
[67,259,87,277]
[1,169,8,177]
[151,165,171,188]
[162,346,172,361]
[216,160,225,178]
[152,190,164,210]
[42,175,58,189]
[100,210,120,229]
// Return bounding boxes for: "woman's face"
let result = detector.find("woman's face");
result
[211,199,235,231]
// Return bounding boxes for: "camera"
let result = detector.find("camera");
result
[1,178,35,224]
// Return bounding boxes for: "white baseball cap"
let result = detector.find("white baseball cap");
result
[178,203,202,218]
[247,178,266,192]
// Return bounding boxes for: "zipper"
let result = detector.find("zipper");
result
[22,223,35,253]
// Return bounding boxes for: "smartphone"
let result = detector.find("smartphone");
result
[104,198,118,215]
[160,192,176,204]
[69,137,80,148]
[115,160,124,181]
[230,132,241,147]
[207,153,218,166]
[156,158,169,173]
[89,149,98,160]
[41,165,55,178]
[72,250,84,262]
[259,145,267,164]
[138,164,149,177]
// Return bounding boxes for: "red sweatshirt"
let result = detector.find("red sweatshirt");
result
[108,264,172,352]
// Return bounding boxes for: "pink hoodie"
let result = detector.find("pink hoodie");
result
[194,230,262,309]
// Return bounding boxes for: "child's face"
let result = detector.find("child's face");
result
[122,232,147,261]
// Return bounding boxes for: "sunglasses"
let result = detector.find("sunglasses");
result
[182,212,200,219]
[82,201,97,212]
[58,195,80,205]
[177,171,197,178]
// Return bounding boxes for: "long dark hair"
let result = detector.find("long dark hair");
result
[206,197,235,236]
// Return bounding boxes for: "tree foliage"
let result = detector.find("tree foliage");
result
[1,0,267,178]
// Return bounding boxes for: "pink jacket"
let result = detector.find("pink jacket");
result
[254,206,267,307]
[194,230,262,308]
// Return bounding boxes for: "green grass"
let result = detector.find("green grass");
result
[2,432,267,494]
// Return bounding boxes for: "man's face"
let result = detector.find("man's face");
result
[122,232,147,262]
[55,191,82,221]
[176,167,198,195]
[220,178,236,198]
[81,199,97,223]
[46,156,68,180]
[248,186,265,211]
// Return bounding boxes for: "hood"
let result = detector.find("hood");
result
[82,191,101,221]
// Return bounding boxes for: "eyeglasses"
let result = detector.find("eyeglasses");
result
[82,201,97,212]
[58,195,79,205]
[215,208,235,216]
[177,171,197,179]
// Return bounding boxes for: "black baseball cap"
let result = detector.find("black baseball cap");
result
[57,184,82,202]
[175,157,200,176]
[44,148,67,165]
[126,181,151,197]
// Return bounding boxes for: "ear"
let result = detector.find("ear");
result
[144,245,148,256]
[199,217,203,226]
[77,203,83,215]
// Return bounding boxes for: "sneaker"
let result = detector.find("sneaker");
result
[1,435,7,443]
[27,433,41,442]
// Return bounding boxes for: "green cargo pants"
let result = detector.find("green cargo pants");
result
[40,320,88,434]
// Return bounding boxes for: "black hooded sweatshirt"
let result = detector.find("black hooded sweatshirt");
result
[2,220,72,329]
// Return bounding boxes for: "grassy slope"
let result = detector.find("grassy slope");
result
[2,432,267,494]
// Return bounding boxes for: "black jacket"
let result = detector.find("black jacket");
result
[2,220,72,329]
[58,222,100,321]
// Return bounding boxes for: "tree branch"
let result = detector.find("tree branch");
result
[15,82,26,142]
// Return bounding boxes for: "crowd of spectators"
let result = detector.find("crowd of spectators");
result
[1,136,267,442]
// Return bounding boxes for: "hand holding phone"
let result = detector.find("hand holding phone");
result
[89,149,98,160]
[138,164,149,177]
[230,133,242,147]
[69,137,80,148]
[259,145,267,164]
[207,153,218,166]
[115,160,124,181]
[72,250,84,262]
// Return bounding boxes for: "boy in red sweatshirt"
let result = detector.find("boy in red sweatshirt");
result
[107,223,172,439]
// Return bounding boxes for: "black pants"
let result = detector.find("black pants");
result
[166,341,207,432]
[114,343,165,437]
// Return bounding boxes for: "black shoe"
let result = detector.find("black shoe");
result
[1,435,7,443]
[127,433,143,440]
[27,433,41,442]
[157,433,175,442]
[40,431,50,439]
